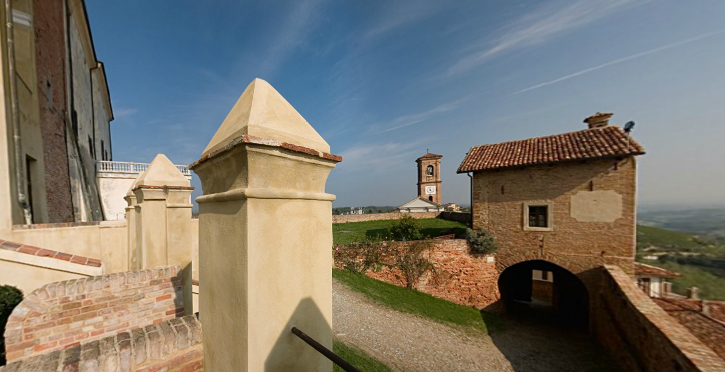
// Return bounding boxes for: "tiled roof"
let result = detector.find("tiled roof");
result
[457,126,645,173]
[635,262,680,278]
[0,239,102,267]
[417,153,442,160]
[654,297,725,360]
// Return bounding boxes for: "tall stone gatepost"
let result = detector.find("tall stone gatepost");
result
[124,169,145,271]
[132,154,194,316]
[190,78,342,372]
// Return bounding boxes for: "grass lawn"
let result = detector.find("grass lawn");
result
[333,341,394,372]
[333,268,503,333]
[333,218,468,245]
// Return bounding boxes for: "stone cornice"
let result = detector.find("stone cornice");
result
[196,188,336,204]
[189,134,342,170]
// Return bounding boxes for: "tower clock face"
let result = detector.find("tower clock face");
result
[425,186,437,195]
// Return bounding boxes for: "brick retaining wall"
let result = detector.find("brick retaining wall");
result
[337,239,500,308]
[0,315,202,372]
[593,265,725,372]
[332,212,439,224]
[4,266,185,362]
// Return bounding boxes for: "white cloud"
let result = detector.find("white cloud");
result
[447,0,643,76]
[509,28,725,96]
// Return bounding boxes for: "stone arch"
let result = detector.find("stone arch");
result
[497,259,590,329]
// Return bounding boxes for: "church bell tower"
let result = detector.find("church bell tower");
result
[416,153,442,205]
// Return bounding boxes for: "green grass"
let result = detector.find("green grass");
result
[636,225,707,251]
[333,218,468,245]
[333,341,394,372]
[333,268,503,333]
[639,259,725,300]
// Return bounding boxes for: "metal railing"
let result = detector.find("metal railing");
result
[96,160,191,176]
[291,327,361,372]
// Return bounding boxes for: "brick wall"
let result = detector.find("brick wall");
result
[4,266,185,362]
[33,0,74,223]
[0,315,202,372]
[336,239,500,308]
[473,158,637,276]
[332,212,440,224]
[593,265,725,372]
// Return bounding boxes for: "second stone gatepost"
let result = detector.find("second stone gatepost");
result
[190,78,341,372]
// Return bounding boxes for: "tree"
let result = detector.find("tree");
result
[465,228,497,254]
[389,214,422,241]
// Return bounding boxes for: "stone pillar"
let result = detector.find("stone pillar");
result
[132,155,194,316]
[190,78,341,372]
[124,173,142,271]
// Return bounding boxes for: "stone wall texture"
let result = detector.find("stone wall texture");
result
[473,158,637,276]
[337,239,500,308]
[33,0,74,223]
[4,266,185,362]
[593,265,725,372]
[332,211,439,224]
[0,315,202,372]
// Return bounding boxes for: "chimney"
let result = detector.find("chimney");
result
[687,287,699,300]
[584,112,613,129]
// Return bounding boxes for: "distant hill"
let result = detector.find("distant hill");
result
[639,208,725,240]
[636,224,725,300]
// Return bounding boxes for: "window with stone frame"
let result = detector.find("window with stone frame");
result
[523,202,553,231]
[426,165,434,176]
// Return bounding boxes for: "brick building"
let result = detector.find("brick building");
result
[0,0,114,227]
[416,152,442,204]
[457,112,645,325]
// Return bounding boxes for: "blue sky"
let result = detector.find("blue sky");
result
[86,0,725,208]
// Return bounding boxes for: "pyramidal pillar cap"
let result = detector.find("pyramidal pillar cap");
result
[191,78,341,168]
[132,154,193,190]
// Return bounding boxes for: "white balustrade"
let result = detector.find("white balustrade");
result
[97,161,191,176]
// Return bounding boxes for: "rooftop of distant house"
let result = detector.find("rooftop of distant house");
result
[634,262,681,278]
[417,153,443,161]
[457,112,645,173]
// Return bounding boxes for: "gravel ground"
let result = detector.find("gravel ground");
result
[332,279,622,372]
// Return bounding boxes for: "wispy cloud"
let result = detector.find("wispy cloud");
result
[337,138,428,172]
[509,29,725,96]
[375,98,467,133]
[114,107,138,118]
[361,1,440,43]
[447,0,642,76]
[261,0,325,76]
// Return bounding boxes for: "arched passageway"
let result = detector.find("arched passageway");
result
[498,260,589,330]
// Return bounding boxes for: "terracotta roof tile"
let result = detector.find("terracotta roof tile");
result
[457,126,645,173]
[654,298,725,360]
[0,240,102,268]
[635,262,681,278]
[417,153,442,161]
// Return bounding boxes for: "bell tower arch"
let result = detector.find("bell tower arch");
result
[416,153,442,205]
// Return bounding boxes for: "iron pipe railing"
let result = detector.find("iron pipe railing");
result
[290,326,361,372]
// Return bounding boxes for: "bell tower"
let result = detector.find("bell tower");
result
[417,152,442,205]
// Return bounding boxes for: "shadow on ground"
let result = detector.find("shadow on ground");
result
[481,300,622,372]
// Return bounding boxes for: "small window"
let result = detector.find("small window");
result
[426,165,434,176]
[529,206,548,228]
[523,202,553,231]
